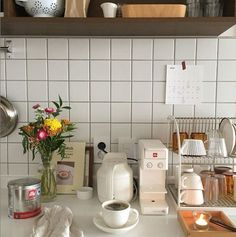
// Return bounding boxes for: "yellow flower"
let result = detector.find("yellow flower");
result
[44,118,62,135]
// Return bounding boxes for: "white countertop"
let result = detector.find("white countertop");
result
[1,189,236,237]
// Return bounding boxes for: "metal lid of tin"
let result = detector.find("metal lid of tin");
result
[8,177,41,188]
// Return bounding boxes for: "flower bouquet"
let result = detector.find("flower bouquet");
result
[19,96,76,202]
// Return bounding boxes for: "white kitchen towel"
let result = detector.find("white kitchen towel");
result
[31,205,84,237]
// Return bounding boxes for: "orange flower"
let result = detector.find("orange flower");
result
[61,119,71,125]
[22,125,34,134]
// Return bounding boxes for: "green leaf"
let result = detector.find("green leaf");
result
[59,95,62,107]
[62,106,71,110]
[52,101,60,109]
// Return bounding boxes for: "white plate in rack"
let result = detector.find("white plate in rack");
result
[219,118,235,155]
[93,209,139,234]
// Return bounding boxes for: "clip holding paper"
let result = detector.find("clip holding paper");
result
[181,61,186,70]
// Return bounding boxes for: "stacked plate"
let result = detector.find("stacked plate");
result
[219,118,236,156]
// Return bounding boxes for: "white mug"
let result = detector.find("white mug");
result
[100,2,118,18]
[101,200,138,228]
[180,189,204,205]
[181,172,203,190]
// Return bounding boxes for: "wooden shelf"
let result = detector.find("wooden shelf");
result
[1,0,236,36]
[1,16,236,36]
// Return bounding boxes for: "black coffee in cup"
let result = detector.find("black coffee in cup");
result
[105,202,128,211]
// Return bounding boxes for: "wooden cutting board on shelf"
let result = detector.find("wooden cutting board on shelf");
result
[121,4,186,18]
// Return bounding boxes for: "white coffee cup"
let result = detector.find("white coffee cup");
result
[181,172,203,190]
[180,189,204,205]
[100,2,118,18]
[101,200,138,228]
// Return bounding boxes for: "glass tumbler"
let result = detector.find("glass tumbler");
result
[186,0,203,17]
[204,0,223,17]
[214,174,227,198]
[204,176,219,202]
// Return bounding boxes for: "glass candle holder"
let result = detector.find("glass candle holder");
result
[193,211,211,230]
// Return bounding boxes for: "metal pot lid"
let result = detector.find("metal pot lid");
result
[0,96,18,137]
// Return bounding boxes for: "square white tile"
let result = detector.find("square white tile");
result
[154,39,174,60]
[132,61,152,81]
[195,103,215,117]
[8,123,25,142]
[132,39,153,60]
[9,164,28,176]
[69,39,89,59]
[90,39,110,59]
[196,61,217,81]
[6,60,26,80]
[132,103,152,123]
[0,143,7,162]
[219,38,236,59]
[7,81,27,101]
[111,103,131,122]
[48,38,68,59]
[153,82,166,102]
[202,82,216,102]
[49,81,68,101]
[132,124,151,139]
[70,102,89,122]
[0,164,8,175]
[175,39,196,60]
[8,143,28,163]
[6,38,26,59]
[0,60,5,80]
[111,61,131,81]
[90,61,110,81]
[26,38,47,59]
[197,38,218,60]
[111,82,131,102]
[91,123,110,140]
[153,103,173,122]
[28,81,48,101]
[12,102,27,122]
[218,61,236,81]
[132,82,152,102]
[91,82,110,101]
[70,81,89,102]
[111,124,131,143]
[48,60,68,81]
[217,82,236,102]
[29,164,40,176]
[69,60,89,81]
[70,123,90,142]
[27,60,47,81]
[91,102,110,122]
[173,105,194,117]
[111,39,131,59]
[152,124,169,143]
[153,61,173,81]
[216,103,236,117]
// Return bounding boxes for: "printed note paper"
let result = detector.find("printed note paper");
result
[165,65,203,105]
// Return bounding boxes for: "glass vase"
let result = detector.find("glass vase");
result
[39,160,57,202]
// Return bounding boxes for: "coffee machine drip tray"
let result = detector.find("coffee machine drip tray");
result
[140,199,169,215]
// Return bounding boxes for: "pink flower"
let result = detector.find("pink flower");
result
[45,108,55,113]
[37,129,48,141]
[32,104,40,109]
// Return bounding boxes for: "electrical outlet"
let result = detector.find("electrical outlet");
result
[118,138,137,160]
[93,137,110,163]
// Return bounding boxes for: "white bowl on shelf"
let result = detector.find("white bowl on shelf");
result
[15,0,65,17]
[181,139,206,156]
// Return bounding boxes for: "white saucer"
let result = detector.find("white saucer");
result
[93,209,139,234]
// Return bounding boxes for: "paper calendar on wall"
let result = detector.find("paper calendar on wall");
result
[165,65,204,105]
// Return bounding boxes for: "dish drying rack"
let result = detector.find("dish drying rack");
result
[167,116,236,210]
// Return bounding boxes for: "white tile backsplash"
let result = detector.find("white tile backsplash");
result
[1,36,236,183]
[48,38,68,59]
[132,39,153,60]
[26,38,47,59]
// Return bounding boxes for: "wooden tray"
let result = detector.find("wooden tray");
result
[178,210,236,237]
[121,4,186,18]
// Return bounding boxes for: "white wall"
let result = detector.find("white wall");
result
[1,37,236,186]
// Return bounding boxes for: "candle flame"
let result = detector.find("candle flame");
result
[196,214,208,226]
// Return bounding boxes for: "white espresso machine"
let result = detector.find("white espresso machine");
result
[139,139,169,215]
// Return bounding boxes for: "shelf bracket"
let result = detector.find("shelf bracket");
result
[0,40,13,58]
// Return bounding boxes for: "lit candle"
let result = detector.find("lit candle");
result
[195,213,209,230]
